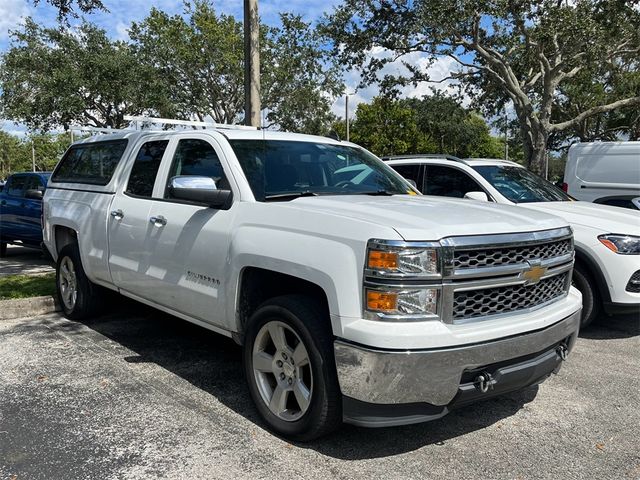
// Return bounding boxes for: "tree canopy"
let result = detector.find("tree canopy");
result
[322,0,640,173]
[1,1,344,135]
[343,94,504,158]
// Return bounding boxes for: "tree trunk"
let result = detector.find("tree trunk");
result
[528,129,548,176]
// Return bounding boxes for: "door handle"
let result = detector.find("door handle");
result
[110,209,124,220]
[149,215,167,226]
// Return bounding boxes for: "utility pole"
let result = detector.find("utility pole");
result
[244,0,261,128]
[31,139,36,172]
[504,108,509,161]
[345,94,350,142]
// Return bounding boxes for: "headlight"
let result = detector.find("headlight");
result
[365,287,439,320]
[367,242,439,276]
[598,234,640,255]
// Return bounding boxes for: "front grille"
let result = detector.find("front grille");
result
[452,273,568,321]
[454,239,572,270]
[627,271,640,293]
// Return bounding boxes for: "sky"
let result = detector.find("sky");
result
[0,0,459,135]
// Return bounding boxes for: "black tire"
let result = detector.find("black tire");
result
[243,294,342,441]
[56,243,102,320]
[572,262,600,328]
[0,242,6,257]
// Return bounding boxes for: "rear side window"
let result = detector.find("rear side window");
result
[126,140,169,198]
[52,140,128,185]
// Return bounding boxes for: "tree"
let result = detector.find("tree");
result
[0,131,72,177]
[345,94,504,158]
[261,14,343,134]
[348,96,434,156]
[31,0,105,21]
[321,0,640,173]
[129,2,343,133]
[0,19,161,130]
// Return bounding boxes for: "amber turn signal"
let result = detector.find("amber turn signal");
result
[366,290,398,312]
[368,250,398,270]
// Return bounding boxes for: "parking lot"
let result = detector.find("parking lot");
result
[1,297,638,480]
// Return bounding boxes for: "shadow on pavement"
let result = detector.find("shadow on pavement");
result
[579,312,639,340]
[52,294,543,459]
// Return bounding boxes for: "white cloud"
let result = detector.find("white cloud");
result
[331,48,469,118]
[0,0,30,40]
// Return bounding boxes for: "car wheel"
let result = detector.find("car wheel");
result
[0,242,6,257]
[243,295,342,441]
[572,263,600,328]
[56,243,102,320]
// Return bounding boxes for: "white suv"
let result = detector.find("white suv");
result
[385,155,640,327]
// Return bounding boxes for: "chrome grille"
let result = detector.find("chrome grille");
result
[452,273,568,321]
[453,239,572,270]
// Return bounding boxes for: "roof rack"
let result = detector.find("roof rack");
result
[124,115,258,131]
[70,126,134,134]
[381,154,468,165]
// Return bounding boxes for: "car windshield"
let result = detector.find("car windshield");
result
[228,139,412,201]
[473,165,571,203]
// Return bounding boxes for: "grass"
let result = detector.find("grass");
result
[0,273,56,300]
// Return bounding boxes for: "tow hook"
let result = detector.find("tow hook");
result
[557,343,569,361]
[475,371,495,394]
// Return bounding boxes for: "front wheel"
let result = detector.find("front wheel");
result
[572,263,600,328]
[243,295,342,441]
[56,243,102,320]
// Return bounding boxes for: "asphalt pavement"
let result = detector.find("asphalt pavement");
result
[0,244,54,277]
[0,301,639,480]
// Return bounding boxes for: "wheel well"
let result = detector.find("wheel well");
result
[54,226,77,255]
[574,249,610,303]
[237,267,330,334]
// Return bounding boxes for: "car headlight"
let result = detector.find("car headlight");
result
[598,234,640,255]
[365,287,439,320]
[366,242,439,276]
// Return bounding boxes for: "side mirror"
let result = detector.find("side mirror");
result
[25,189,44,200]
[405,178,418,189]
[168,176,233,210]
[464,191,489,202]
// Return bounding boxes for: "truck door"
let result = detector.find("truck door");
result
[107,138,171,298]
[143,134,236,328]
[0,175,28,242]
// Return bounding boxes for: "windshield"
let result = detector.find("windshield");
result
[473,165,571,203]
[228,140,412,201]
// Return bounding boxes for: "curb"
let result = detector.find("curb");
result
[0,295,60,320]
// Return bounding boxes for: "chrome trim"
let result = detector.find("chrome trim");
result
[334,309,580,406]
[441,227,572,250]
[452,252,574,279]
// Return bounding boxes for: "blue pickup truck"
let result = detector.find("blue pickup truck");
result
[0,172,51,257]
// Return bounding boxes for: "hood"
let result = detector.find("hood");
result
[522,201,640,235]
[284,195,568,241]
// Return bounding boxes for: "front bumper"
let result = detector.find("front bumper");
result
[334,309,580,427]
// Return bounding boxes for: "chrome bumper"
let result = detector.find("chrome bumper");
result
[334,309,581,406]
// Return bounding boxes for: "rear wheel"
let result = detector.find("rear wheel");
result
[56,243,102,320]
[243,295,341,441]
[572,262,600,328]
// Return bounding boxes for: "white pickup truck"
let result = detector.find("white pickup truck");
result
[43,127,582,440]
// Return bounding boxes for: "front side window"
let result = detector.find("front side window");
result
[473,166,570,203]
[424,165,483,198]
[391,164,423,189]
[165,139,229,199]
[126,140,169,198]
[52,139,128,185]
[229,140,411,201]
[7,176,27,197]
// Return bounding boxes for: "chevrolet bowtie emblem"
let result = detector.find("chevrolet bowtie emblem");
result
[522,264,547,285]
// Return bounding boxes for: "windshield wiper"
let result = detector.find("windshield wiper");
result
[361,190,396,196]
[264,190,319,201]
